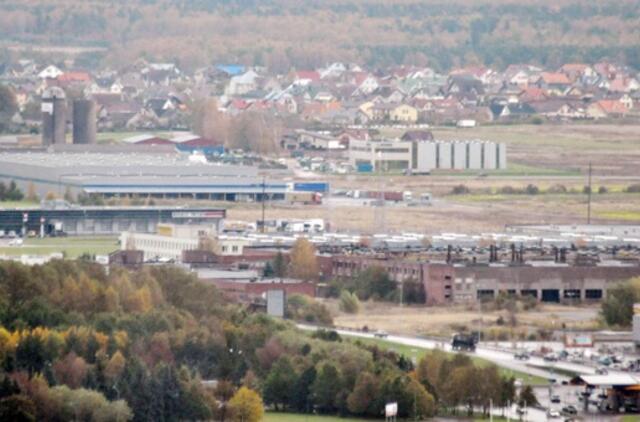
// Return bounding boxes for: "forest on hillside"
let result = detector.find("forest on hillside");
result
[0,260,526,421]
[1,0,640,71]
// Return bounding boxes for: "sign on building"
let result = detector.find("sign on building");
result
[267,290,286,318]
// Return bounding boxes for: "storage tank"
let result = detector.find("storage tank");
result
[436,142,452,169]
[452,142,467,169]
[41,87,67,145]
[483,142,497,169]
[497,143,508,169]
[72,99,97,144]
[415,141,436,172]
[468,142,482,170]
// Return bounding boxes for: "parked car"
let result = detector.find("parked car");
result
[514,351,530,360]
[547,409,561,418]
[595,367,608,375]
[373,330,388,338]
[544,353,559,362]
[551,394,561,404]
[561,405,578,415]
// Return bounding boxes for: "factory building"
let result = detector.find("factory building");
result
[0,203,225,236]
[349,139,507,172]
[41,87,67,146]
[332,255,640,306]
[0,152,287,201]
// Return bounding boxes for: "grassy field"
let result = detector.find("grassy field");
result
[263,413,371,421]
[344,336,548,385]
[0,236,119,258]
[0,200,40,209]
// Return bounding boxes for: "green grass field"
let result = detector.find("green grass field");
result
[264,413,372,421]
[347,336,547,386]
[0,236,119,258]
[0,200,40,209]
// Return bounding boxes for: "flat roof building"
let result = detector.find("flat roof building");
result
[0,152,286,201]
[0,203,225,236]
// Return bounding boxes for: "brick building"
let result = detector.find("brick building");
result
[331,255,640,305]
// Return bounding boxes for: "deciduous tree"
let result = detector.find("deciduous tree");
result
[289,238,318,281]
[228,387,263,422]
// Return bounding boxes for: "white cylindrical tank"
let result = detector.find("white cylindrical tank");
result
[483,142,497,169]
[437,142,452,169]
[468,142,482,170]
[453,142,467,169]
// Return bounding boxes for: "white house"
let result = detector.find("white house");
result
[38,65,63,80]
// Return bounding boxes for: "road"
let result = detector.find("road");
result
[298,324,631,421]
[298,325,634,381]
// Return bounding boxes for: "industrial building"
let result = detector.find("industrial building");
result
[0,152,287,201]
[349,138,507,172]
[0,202,225,236]
[332,254,640,305]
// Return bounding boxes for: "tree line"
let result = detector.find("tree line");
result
[0,259,540,421]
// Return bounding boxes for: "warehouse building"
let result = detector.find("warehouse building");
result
[0,203,226,236]
[0,152,287,201]
[332,255,640,305]
[349,139,506,172]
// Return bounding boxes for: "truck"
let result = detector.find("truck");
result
[451,333,477,352]
[285,192,323,205]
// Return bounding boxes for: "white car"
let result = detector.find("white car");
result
[547,409,561,418]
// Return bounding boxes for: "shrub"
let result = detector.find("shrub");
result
[524,184,539,195]
[598,186,608,194]
[627,184,640,193]
[451,184,470,195]
[547,184,567,194]
[339,290,360,314]
[498,185,518,195]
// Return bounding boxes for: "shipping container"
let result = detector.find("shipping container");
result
[293,182,330,193]
[356,162,373,173]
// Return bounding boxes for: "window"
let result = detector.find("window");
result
[585,289,602,299]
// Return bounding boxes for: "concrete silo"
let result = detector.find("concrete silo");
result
[41,87,67,146]
[437,142,452,169]
[72,99,97,144]
[468,142,483,170]
[452,142,467,170]
[483,142,498,170]
[414,141,436,172]
[497,143,507,169]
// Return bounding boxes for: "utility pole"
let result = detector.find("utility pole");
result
[587,162,592,225]
[261,176,266,233]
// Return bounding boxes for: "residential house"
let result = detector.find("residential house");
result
[390,104,418,123]
[227,70,260,96]
[534,72,572,95]
[587,100,629,119]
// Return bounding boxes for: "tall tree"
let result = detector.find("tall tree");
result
[228,387,263,422]
[289,238,319,281]
[262,356,296,410]
[311,362,342,414]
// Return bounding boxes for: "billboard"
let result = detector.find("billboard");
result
[267,290,286,318]
[385,402,398,417]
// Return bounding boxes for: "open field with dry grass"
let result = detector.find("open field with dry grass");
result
[325,300,600,339]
